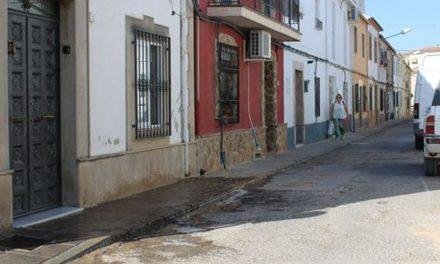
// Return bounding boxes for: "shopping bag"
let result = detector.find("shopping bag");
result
[328,120,335,136]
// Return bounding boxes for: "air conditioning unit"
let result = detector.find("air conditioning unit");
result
[249,30,271,60]
[348,6,358,22]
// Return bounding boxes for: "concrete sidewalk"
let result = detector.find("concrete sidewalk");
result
[0,120,405,264]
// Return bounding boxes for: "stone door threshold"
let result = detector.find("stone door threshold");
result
[13,207,83,229]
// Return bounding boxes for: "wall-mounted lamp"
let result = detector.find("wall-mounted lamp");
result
[385,28,412,39]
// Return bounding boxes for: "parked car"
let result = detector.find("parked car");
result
[414,53,440,150]
[424,87,440,176]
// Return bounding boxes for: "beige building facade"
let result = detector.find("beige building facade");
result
[352,13,369,130]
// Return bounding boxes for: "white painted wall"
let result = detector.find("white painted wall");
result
[378,40,387,83]
[326,0,353,113]
[355,0,365,12]
[88,0,182,156]
[367,24,379,80]
[284,0,353,129]
[394,56,404,89]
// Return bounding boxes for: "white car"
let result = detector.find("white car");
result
[414,53,440,150]
[424,88,440,176]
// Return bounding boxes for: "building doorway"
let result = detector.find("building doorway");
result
[295,70,304,145]
[8,1,61,217]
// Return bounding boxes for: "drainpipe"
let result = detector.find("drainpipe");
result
[180,0,190,176]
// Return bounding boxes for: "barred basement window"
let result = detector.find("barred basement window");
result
[134,30,171,139]
[218,43,239,124]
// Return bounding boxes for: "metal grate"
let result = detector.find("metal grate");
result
[218,43,239,124]
[134,30,171,139]
[208,0,300,31]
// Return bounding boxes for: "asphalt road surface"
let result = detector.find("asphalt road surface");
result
[73,122,440,263]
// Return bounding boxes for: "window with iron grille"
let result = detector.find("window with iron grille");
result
[282,0,300,27]
[355,84,360,113]
[134,30,171,139]
[218,43,239,124]
[263,0,275,17]
[362,86,367,111]
[394,91,400,107]
[369,86,373,110]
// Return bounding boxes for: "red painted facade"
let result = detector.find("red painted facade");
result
[275,46,285,125]
[195,0,285,136]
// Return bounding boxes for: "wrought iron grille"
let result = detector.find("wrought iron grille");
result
[355,84,360,113]
[380,88,384,111]
[218,43,239,124]
[208,0,300,31]
[134,30,171,139]
[362,86,367,111]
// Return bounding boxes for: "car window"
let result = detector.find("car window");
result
[432,88,440,106]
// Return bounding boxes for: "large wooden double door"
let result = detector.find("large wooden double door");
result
[8,3,61,217]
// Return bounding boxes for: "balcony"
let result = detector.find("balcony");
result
[207,0,301,42]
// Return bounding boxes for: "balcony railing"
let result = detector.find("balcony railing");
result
[208,0,300,32]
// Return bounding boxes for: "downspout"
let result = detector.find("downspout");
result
[195,1,200,136]
[180,0,190,176]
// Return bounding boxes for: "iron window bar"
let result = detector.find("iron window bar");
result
[134,29,171,139]
[218,43,240,124]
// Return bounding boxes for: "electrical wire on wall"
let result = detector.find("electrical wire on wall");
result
[190,0,247,170]
[273,41,389,87]
[190,0,245,37]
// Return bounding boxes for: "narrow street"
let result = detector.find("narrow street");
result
[72,122,440,263]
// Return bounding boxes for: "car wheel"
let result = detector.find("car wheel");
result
[415,135,424,150]
[425,157,439,177]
